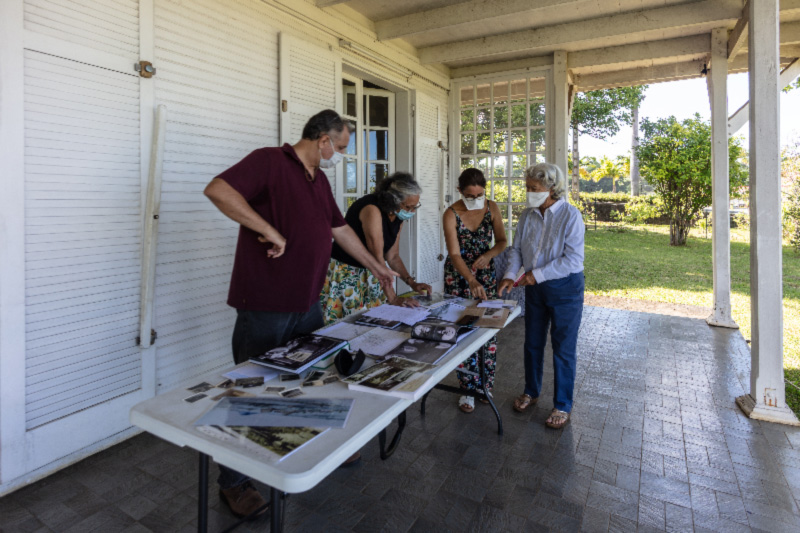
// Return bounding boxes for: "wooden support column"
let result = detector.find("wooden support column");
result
[552,51,569,179]
[736,0,800,425]
[706,28,737,329]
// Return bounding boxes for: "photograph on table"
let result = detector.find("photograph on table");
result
[194,396,354,429]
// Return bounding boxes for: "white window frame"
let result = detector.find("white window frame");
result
[449,67,553,242]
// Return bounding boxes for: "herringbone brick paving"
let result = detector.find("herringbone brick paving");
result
[2,305,800,532]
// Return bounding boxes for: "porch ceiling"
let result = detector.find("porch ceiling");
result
[326,0,800,89]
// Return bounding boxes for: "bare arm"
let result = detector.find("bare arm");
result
[203,177,286,257]
[472,201,507,270]
[443,208,488,300]
[386,226,433,300]
[331,224,398,290]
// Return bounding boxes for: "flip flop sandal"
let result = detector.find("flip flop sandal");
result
[513,393,537,412]
[478,391,491,404]
[459,395,475,413]
[545,409,570,429]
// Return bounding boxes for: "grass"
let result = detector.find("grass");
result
[582,222,800,416]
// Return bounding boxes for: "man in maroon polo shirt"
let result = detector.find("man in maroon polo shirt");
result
[204,109,396,519]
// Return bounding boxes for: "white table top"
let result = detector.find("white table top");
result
[130,306,520,493]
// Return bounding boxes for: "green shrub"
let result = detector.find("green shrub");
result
[624,195,664,225]
[579,192,631,203]
[785,181,800,252]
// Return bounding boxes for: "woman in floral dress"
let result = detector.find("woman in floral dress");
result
[443,168,508,413]
[321,172,433,324]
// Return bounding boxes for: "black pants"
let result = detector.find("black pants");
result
[218,303,324,489]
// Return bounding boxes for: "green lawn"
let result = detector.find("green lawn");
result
[583,223,800,415]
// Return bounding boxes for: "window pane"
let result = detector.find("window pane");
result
[511,204,526,230]
[366,163,389,193]
[460,157,475,172]
[530,77,546,99]
[345,196,357,209]
[501,203,510,230]
[493,81,509,105]
[510,79,526,103]
[493,106,508,129]
[529,152,545,165]
[493,181,509,202]
[346,120,357,155]
[492,132,507,153]
[460,85,474,107]
[369,130,389,160]
[510,104,526,127]
[476,107,491,130]
[461,133,474,154]
[530,128,546,152]
[510,130,527,153]
[511,180,526,203]
[476,82,490,105]
[492,156,508,179]
[511,154,526,177]
[369,95,389,127]
[343,79,356,117]
[530,100,545,126]
[461,108,474,132]
[346,159,357,193]
[476,132,491,154]
[475,156,489,175]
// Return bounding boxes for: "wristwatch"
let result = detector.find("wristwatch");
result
[404,275,416,285]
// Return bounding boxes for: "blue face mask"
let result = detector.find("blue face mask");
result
[396,209,415,221]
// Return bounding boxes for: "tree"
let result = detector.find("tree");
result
[636,114,748,246]
[570,86,647,199]
[589,156,625,193]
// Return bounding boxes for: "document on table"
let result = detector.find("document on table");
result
[348,328,409,357]
[364,304,430,326]
[316,321,373,341]
[476,299,517,310]
[426,301,467,323]
[224,363,278,383]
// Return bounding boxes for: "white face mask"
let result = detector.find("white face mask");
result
[526,191,550,208]
[462,195,485,210]
[319,139,344,169]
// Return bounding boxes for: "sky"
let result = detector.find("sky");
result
[578,73,800,160]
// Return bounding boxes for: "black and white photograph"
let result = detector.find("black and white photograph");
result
[222,426,326,458]
[187,382,214,393]
[385,337,454,365]
[279,387,305,399]
[194,396,354,428]
[183,393,207,403]
[251,334,346,373]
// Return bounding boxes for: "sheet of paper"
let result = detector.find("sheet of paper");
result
[476,299,517,309]
[364,304,430,326]
[317,321,373,340]
[427,302,466,323]
[224,363,279,383]
[194,397,354,429]
[349,328,409,357]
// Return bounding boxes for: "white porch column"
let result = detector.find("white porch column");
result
[706,28,738,329]
[736,0,799,425]
[552,50,570,178]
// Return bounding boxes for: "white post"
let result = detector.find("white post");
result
[0,0,28,484]
[736,0,799,425]
[706,28,738,329]
[552,51,570,178]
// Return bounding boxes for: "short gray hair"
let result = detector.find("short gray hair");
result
[376,172,422,213]
[525,163,566,200]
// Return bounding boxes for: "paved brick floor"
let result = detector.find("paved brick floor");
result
[2,305,800,532]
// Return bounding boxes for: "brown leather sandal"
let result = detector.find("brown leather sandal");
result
[512,393,537,412]
[545,409,570,429]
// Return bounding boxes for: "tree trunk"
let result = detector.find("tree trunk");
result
[631,104,640,196]
[571,123,580,200]
[612,177,617,193]
[670,218,690,246]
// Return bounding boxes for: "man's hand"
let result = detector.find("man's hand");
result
[517,271,536,287]
[257,227,286,258]
[468,279,488,300]
[472,254,491,271]
[498,278,514,297]
[411,281,433,297]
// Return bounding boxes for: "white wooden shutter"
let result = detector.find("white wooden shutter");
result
[415,92,444,287]
[23,0,142,429]
[152,0,280,391]
[279,32,342,193]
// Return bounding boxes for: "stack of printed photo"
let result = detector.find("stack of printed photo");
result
[382,319,477,365]
[343,357,436,400]
[249,334,347,374]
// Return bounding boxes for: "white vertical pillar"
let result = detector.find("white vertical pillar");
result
[0,0,28,483]
[552,51,569,179]
[706,28,738,330]
[736,0,799,425]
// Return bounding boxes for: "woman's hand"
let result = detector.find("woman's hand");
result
[472,254,491,271]
[410,281,433,296]
[391,296,421,308]
[468,279,488,300]
[498,278,514,297]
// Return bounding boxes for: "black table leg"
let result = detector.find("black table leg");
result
[270,487,282,532]
[479,345,503,435]
[198,452,209,533]
[420,391,429,415]
[378,410,407,460]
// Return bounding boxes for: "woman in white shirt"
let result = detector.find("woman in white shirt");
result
[499,163,585,429]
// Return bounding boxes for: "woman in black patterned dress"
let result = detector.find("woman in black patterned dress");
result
[443,168,508,413]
